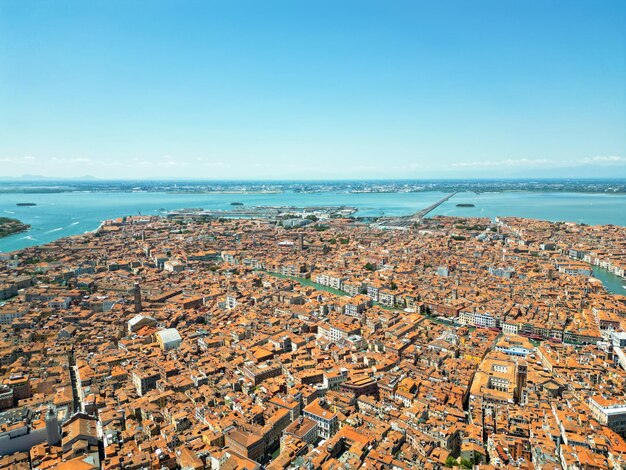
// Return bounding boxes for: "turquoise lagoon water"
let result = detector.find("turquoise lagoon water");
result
[0,190,448,252]
[1,189,624,294]
[1,190,626,254]
[430,191,626,226]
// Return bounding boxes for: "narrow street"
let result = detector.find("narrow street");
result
[68,347,82,413]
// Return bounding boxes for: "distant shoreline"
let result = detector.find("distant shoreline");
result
[167,190,283,195]
[0,179,625,195]
[0,188,625,196]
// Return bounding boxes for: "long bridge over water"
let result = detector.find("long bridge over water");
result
[409,192,458,220]
[372,192,458,229]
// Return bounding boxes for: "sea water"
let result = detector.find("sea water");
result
[1,190,626,253]
[1,189,625,294]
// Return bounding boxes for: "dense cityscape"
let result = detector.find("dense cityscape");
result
[0,210,624,469]
[2,0,624,468]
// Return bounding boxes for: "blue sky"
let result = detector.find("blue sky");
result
[0,0,625,179]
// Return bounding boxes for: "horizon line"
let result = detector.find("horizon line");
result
[2,176,626,183]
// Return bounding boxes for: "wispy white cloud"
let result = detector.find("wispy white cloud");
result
[201,161,229,168]
[354,165,379,172]
[1,153,623,179]
[450,155,625,169]
[579,155,625,164]
[451,158,552,168]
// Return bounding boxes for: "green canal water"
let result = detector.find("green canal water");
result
[592,267,626,296]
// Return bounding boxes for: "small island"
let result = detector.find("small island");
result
[230,202,244,206]
[0,217,30,238]
[456,203,475,207]
[16,203,37,207]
